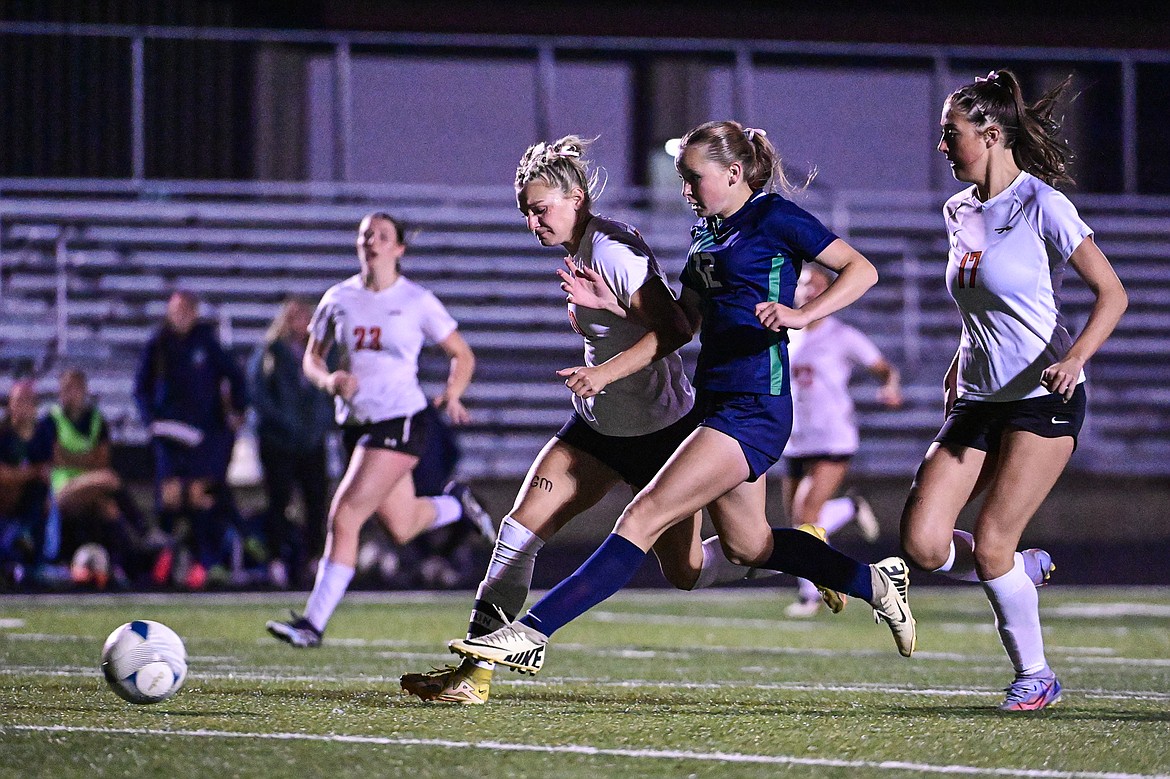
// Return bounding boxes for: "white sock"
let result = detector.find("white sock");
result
[931,529,980,582]
[982,554,1048,677]
[470,515,544,637]
[818,497,855,535]
[303,558,355,633]
[691,536,750,589]
[428,495,463,530]
[796,577,820,602]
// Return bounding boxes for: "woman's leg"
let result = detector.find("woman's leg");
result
[399,438,623,701]
[507,427,750,642]
[787,460,849,609]
[282,447,415,640]
[469,438,620,636]
[900,442,988,577]
[974,430,1073,697]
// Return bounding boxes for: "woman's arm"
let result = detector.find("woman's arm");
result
[1041,236,1128,400]
[756,238,879,331]
[434,330,476,425]
[303,334,356,400]
[559,278,694,399]
[869,358,903,408]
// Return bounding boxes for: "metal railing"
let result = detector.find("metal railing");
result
[4,20,1170,192]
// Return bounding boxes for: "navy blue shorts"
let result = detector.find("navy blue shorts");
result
[153,428,232,482]
[697,390,793,482]
[784,454,853,481]
[935,384,1087,453]
[342,406,435,460]
[555,404,703,490]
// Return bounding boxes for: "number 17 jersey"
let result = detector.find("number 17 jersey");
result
[944,171,1092,401]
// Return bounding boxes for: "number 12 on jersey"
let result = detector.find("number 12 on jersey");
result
[956,251,982,288]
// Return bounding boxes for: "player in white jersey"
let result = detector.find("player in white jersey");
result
[900,70,1127,711]
[782,264,902,617]
[401,135,800,704]
[267,212,492,648]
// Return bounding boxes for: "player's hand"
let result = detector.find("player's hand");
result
[556,257,623,317]
[1041,356,1083,401]
[326,370,358,401]
[754,301,805,332]
[434,393,471,425]
[557,365,610,399]
[877,384,903,409]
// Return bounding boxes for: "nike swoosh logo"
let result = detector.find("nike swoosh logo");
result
[1051,417,1070,425]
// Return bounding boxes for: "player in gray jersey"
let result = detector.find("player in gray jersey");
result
[267,212,493,648]
[901,70,1127,711]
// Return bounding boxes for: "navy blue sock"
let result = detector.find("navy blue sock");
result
[764,528,873,601]
[519,534,646,637]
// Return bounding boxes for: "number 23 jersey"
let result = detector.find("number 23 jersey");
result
[309,274,458,425]
[944,171,1092,401]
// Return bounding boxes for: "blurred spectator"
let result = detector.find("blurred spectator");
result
[0,379,50,587]
[32,368,157,588]
[247,297,334,588]
[133,290,248,589]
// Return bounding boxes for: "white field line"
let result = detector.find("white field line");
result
[3,724,1167,779]
[4,664,1168,702]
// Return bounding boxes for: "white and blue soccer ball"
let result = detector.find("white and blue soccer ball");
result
[101,620,188,704]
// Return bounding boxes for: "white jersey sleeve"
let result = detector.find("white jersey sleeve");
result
[567,216,694,436]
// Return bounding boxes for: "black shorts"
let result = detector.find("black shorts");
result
[935,384,1087,453]
[555,405,704,490]
[784,454,853,481]
[342,407,436,460]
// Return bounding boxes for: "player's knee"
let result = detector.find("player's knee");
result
[972,538,1014,573]
[900,535,947,572]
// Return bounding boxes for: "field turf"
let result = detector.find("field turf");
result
[2,587,1169,778]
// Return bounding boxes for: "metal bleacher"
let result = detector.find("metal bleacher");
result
[1,185,1167,478]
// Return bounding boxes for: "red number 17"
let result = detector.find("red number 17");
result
[957,251,982,288]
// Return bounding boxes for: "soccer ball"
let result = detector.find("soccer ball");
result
[101,620,188,704]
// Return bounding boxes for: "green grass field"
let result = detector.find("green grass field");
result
[2,587,1169,778]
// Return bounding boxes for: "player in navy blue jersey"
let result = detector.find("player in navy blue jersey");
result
[901,70,1127,711]
[447,120,917,676]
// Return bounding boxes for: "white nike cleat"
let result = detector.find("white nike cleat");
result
[448,621,549,674]
[869,556,916,657]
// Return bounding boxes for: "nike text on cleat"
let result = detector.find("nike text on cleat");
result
[848,491,881,543]
[999,674,1062,712]
[795,523,847,613]
[400,660,492,704]
[266,611,322,648]
[1022,548,1055,587]
[448,621,548,674]
[869,557,916,657]
[444,481,496,541]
